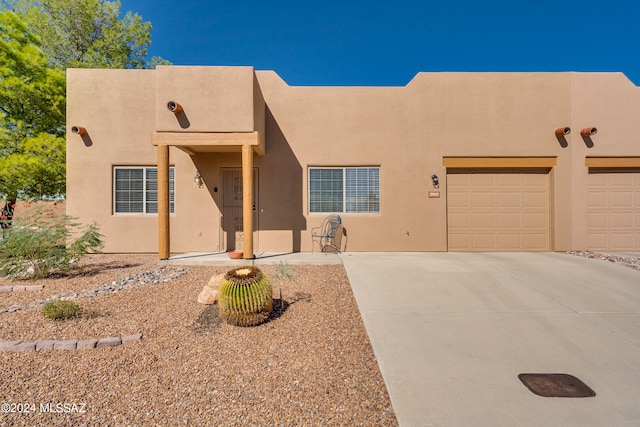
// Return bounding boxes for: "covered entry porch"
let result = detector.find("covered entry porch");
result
[151,131,265,260]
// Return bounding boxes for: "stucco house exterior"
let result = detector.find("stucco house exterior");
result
[66,66,640,258]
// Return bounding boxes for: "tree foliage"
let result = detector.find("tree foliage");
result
[0,11,66,200]
[8,0,168,70]
[0,1,168,200]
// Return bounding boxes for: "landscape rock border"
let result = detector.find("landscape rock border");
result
[0,266,178,351]
[0,333,143,352]
[0,285,44,293]
[0,266,187,314]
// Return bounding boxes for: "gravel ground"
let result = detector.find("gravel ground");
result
[565,250,640,271]
[0,255,398,426]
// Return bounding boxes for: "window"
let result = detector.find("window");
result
[309,167,380,213]
[114,167,174,214]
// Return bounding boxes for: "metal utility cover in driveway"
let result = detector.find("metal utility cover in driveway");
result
[518,373,596,397]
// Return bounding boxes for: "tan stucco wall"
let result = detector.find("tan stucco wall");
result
[255,72,574,251]
[66,67,640,253]
[569,73,640,249]
[67,69,219,252]
[155,66,260,133]
[404,73,573,251]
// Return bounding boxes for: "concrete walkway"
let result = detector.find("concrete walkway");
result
[163,251,343,266]
[340,252,640,427]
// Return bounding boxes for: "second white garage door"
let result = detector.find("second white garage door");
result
[588,170,640,251]
[447,171,551,251]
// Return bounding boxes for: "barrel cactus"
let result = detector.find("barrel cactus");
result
[218,266,273,326]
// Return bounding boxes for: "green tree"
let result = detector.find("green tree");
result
[0,11,66,201]
[7,0,169,70]
[0,1,168,205]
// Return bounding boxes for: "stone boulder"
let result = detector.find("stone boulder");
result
[207,274,223,290]
[197,274,223,305]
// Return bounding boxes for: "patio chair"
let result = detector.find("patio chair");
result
[311,215,348,253]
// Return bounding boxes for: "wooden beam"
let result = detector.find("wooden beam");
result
[585,157,640,168]
[443,157,557,168]
[176,146,196,156]
[151,131,263,154]
[157,145,170,259]
[242,144,254,259]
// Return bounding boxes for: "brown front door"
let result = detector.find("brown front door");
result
[221,168,258,251]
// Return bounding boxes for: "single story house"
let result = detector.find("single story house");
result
[66,66,640,258]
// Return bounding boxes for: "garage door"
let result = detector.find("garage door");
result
[447,171,550,251]
[587,171,640,250]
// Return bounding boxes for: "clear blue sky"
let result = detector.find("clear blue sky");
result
[120,0,640,86]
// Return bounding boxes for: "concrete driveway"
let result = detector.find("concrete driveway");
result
[340,252,640,427]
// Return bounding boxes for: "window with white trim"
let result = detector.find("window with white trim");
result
[309,167,380,213]
[114,167,175,214]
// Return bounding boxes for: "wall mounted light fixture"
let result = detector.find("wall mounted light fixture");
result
[554,127,571,137]
[167,101,183,115]
[431,174,439,188]
[194,171,204,188]
[580,127,597,137]
[71,126,87,136]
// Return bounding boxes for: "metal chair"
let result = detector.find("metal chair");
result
[311,215,347,253]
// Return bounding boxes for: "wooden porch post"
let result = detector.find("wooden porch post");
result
[242,144,254,259]
[158,145,170,259]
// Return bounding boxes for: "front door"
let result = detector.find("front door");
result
[221,168,258,251]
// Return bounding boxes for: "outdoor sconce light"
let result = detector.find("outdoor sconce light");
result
[194,171,204,188]
[71,126,87,136]
[580,127,597,137]
[554,127,571,137]
[431,174,439,188]
[167,101,183,115]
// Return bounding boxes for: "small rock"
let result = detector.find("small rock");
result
[96,337,122,348]
[54,340,78,350]
[198,286,218,305]
[35,340,57,351]
[13,342,36,352]
[121,333,143,344]
[0,341,20,351]
[207,274,224,289]
[77,339,99,350]
[0,286,12,293]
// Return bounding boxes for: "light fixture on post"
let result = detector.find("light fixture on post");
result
[71,126,87,136]
[580,127,597,137]
[194,171,204,188]
[167,101,183,115]
[431,174,439,188]
[554,127,571,137]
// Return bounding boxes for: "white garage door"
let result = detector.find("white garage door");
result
[588,171,640,250]
[447,171,550,251]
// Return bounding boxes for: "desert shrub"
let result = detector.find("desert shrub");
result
[41,300,81,320]
[273,260,294,315]
[0,205,103,279]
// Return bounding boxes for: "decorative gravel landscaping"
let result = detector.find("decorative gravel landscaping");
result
[566,251,640,271]
[0,254,398,426]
